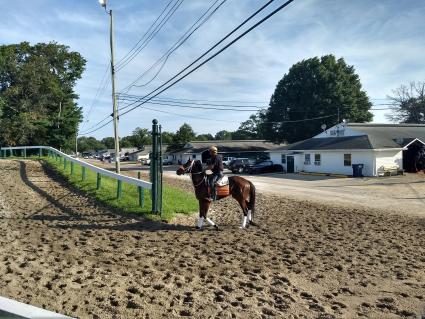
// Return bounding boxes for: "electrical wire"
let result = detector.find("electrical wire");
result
[118,0,227,93]
[118,100,260,111]
[118,0,279,113]
[115,0,185,72]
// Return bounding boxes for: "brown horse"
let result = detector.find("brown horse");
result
[176,159,256,230]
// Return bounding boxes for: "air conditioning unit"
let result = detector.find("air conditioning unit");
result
[314,161,321,165]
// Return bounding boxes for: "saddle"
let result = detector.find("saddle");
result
[215,175,229,197]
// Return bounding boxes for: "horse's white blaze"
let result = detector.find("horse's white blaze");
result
[241,216,247,228]
[247,210,252,221]
[206,218,215,226]
[197,217,204,229]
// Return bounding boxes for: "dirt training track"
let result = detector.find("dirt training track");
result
[0,160,425,318]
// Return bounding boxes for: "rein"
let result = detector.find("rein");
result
[181,161,207,188]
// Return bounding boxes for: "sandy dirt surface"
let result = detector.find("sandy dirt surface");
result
[0,159,425,318]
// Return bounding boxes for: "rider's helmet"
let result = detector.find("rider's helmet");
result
[209,146,218,155]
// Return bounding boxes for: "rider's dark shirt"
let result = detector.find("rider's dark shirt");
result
[207,155,224,175]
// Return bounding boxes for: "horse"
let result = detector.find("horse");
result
[176,159,256,230]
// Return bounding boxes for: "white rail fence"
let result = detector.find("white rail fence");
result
[1,146,152,210]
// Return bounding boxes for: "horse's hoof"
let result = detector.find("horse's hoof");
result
[195,226,202,231]
[249,221,256,226]
[214,225,219,231]
[239,226,246,230]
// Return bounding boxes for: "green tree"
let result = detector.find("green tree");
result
[161,131,174,145]
[263,55,373,143]
[214,130,232,140]
[386,82,425,124]
[233,110,266,140]
[128,127,150,148]
[172,123,196,145]
[195,133,214,141]
[101,137,115,149]
[0,42,86,149]
[77,137,106,152]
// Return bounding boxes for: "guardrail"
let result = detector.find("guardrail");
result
[0,145,154,212]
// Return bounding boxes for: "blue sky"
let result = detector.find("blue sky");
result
[1,0,424,138]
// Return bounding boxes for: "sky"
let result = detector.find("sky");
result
[1,0,424,139]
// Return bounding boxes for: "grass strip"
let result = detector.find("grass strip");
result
[42,156,197,221]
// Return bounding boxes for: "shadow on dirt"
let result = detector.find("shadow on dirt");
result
[17,160,193,232]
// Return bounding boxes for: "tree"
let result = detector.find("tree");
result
[263,55,373,143]
[172,123,196,145]
[232,110,266,140]
[214,130,232,140]
[101,137,115,149]
[195,133,214,141]
[386,82,425,124]
[161,131,174,145]
[77,137,106,152]
[129,127,150,148]
[0,42,86,149]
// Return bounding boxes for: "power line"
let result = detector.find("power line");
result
[118,100,260,111]
[115,0,185,72]
[119,0,227,93]
[117,94,266,108]
[119,0,293,117]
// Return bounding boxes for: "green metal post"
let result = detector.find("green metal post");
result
[138,171,144,207]
[117,180,122,199]
[158,125,163,216]
[96,173,101,189]
[82,166,86,181]
[39,148,42,157]
[23,148,27,158]
[71,162,74,175]
[151,119,159,214]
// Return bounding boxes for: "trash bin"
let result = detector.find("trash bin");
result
[352,164,364,177]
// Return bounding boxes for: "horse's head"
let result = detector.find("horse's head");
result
[176,159,204,175]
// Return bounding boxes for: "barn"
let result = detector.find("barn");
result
[268,123,425,176]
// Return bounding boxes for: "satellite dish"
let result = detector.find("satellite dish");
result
[321,124,327,131]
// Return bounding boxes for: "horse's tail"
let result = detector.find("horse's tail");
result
[248,181,256,218]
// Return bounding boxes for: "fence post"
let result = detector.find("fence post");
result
[82,166,86,181]
[117,180,122,199]
[39,148,42,157]
[96,173,101,189]
[151,119,159,214]
[64,158,67,170]
[138,171,144,208]
[71,162,74,175]
[158,125,163,216]
[23,148,27,158]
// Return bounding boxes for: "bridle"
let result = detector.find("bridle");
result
[180,160,207,187]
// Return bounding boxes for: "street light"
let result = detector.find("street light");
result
[99,0,121,174]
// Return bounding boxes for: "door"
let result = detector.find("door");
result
[287,156,294,173]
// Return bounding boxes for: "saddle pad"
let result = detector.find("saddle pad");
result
[216,175,229,186]
[216,185,230,197]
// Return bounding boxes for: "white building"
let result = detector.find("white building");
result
[268,123,425,177]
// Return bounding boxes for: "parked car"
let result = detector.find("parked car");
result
[140,158,151,165]
[229,158,253,173]
[223,156,236,168]
[245,160,276,174]
[162,158,173,165]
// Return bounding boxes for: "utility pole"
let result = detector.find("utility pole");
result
[99,0,120,174]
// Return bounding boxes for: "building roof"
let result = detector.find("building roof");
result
[273,136,373,151]
[127,145,169,156]
[271,123,425,152]
[173,140,281,154]
[346,123,425,149]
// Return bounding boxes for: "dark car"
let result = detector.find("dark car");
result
[229,158,253,173]
[245,160,276,174]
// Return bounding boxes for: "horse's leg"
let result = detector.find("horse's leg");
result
[202,200,218,230]
[238,199,249,229]
[196,200,205,230]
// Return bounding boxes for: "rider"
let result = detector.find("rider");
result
[206,146,224,200]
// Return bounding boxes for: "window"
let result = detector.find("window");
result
[281,154,286,164]
[314,154,321,165]
[304,154,311,165]
[344,154,351,166]
[192,155,196,159]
